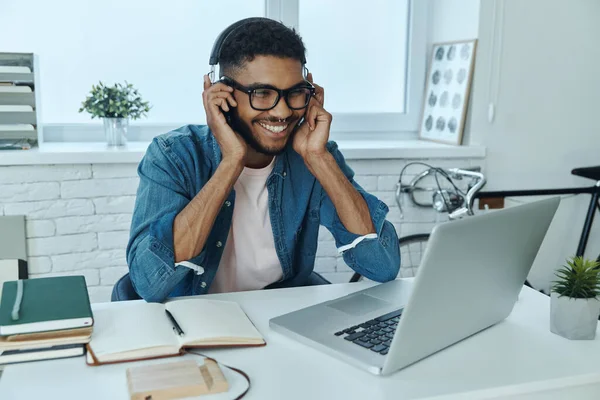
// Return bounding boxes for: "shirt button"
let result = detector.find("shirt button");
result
[216,241,223,248]
[201,282,207,288]
[225,201,231,207]
[283,172,287,177]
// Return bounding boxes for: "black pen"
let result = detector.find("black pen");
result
[165,310,185,336]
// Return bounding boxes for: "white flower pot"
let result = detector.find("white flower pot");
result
[550,292,600,340]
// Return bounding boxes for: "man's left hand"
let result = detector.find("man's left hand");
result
[293,73,331,162]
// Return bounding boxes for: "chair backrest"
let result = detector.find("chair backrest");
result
[112,271,329,301]
[111,273,141,301]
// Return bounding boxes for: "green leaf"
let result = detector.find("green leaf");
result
[552,256,600,298]
[79,81,151,120]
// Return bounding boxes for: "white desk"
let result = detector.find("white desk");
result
[2,282,600,399]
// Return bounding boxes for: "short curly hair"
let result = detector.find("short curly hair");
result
[219,19,306,77]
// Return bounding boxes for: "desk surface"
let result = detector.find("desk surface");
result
[2,282,600,400]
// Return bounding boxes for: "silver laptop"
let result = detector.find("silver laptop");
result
[269,197,560,375]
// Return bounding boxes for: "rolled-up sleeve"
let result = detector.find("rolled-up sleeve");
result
[126,138,193,302]
[319,141,400,282]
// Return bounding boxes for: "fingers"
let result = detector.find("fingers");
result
[307,72,324,105]
[217,97,230,112]
[210,91,237,107]
[226,95,237,109]
[215,95,238,112]
[202,75,237,116]
[203,75,234,95]
[307,103,332,131]
[306,104,319,131]
[314,85,324,105]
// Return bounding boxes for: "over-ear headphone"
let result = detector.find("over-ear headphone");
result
[208,17,308,83]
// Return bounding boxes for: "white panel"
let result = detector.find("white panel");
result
[299,0,409,114]
[0,0,264,124]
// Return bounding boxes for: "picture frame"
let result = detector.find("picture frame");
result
[419,39,477,145]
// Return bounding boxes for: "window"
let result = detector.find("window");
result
[276,0,428,136]
[1,0,426,141]
[1,0,264,128]
[299,0,409,114]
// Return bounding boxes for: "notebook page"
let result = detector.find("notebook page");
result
[166,299,263,346]
[89,302,179,357]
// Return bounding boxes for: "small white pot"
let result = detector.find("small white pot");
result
[550,292,600,340]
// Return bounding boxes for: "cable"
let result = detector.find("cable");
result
[186,350,251,399]
[397,162,466,214]
[433,169,451,213]
[399,162,465,196]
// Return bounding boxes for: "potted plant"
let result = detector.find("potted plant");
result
[79,81,151,146]
[550,256,600,340]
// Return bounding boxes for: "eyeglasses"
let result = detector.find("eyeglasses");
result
[220,76,315,111]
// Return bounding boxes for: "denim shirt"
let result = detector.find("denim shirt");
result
[127,125,400,302]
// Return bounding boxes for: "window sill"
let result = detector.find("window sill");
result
[0,140,485,166]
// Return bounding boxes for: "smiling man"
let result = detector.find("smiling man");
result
[126,18,400,302]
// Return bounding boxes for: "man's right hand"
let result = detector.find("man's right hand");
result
[202,75,247,164]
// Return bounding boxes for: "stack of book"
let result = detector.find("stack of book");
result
[0,276,94,365]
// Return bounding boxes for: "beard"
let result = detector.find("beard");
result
[228,109,299,156]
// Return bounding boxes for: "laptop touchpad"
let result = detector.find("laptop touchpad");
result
[327,294,390,316]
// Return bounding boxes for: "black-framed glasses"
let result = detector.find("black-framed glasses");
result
[220,76,315,111]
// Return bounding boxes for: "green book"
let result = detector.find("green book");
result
[0,276,93,336]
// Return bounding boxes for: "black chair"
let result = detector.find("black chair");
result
[302,271,331,286]
[111,273,142,301]
[111,271,331,301]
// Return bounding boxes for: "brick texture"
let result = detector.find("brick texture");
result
[3,156,479,302]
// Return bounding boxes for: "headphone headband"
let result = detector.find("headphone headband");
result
[209,17,307,67]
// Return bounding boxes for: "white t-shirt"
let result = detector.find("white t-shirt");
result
[209,158,283,293]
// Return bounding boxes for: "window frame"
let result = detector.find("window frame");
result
[40,0,428,142]
[266,0,429,138]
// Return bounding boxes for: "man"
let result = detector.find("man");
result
[126,18,400,302]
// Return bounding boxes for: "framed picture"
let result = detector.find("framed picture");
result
[419,39,477,145]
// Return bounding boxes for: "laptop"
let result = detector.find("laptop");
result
[269,197,560,375]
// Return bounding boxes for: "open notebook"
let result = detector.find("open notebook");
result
[86,298,265,365]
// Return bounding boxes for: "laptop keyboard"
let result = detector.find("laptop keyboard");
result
[334,309,402,355]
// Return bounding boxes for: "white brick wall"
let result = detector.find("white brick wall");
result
[5,199,94,219]
[93,196,136,214]
[100,266,129,286]
[28,257,52,274]
[98,231,130,250]
[0,182,60,202]
[354,175,378,191]
[51,249,127,272]
[32,269,100,286]
[0,165,91,184]
[91,164,138,179]
[27,233,97,256]
[61,178,139,199]
[87,286,115,304]
[55,214,132,235]
[0,156,481,303]
[26,220,56,238]
[316,240,339,258]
